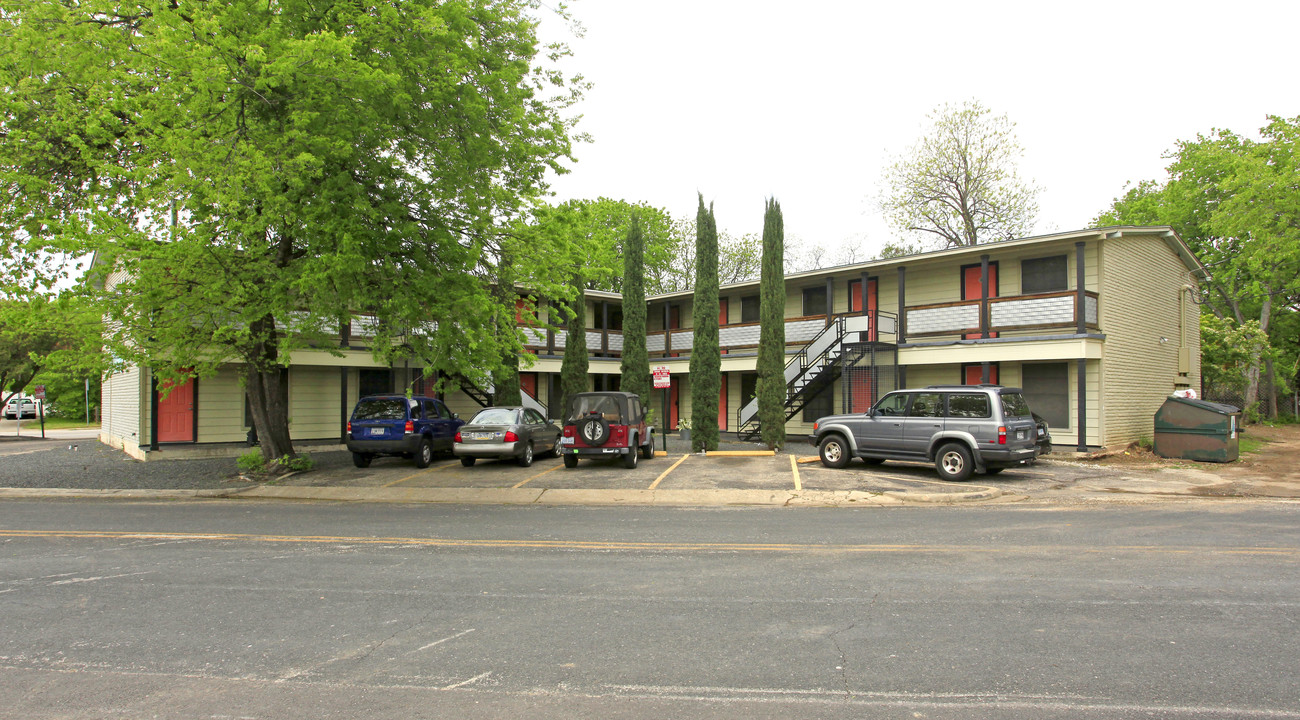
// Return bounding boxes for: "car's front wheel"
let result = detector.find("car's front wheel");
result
[352,452,372,469]
[818,434,851,469]
[935,442,974,482]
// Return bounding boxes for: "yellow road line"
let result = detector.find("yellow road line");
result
[3,530,1296,557]
[383,462,457,488]
[513,463,562,489]
[796,456,821,464]
[790,454,801,491]
[648,454,689,490]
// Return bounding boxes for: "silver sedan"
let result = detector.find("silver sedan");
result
[453,406,563,468]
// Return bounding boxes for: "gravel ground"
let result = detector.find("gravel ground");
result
[0,433,804,490]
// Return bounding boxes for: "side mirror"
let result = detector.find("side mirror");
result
[452,413,459,420]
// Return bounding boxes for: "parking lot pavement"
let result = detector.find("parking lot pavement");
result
[2,428,1281,506]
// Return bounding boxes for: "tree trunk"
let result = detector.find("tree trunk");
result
[244,314,296,466]
[1242,296,1273,420]
[1263,357,1278,419]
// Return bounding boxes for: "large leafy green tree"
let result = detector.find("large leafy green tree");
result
[1096,115,1300,417]
[0,295,100,409]
[0,0,583,465]
[881,100,1040,248]
[619,217,650,410]
[688,195,720,452]
[756,199,787,450]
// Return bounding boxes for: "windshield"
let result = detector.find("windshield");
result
[1000,392,1032,418]
[566,395,624,424]
[471,408,519,425]
[352,399,408,421]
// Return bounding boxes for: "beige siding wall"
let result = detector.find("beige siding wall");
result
[197,366,246,443]
[289,365,342,440]
[101,367,144,447]
[1098,235,1201,445]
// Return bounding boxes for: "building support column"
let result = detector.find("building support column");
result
[663,303,672,356]
[980,254,990,338]
[1076,358,1087,452]
[339,367,349,444]
[896,266,906,388]
[1076,241,1087,334]
[148,369,159,452]
[825,276,834,325]
[601,301,610,357]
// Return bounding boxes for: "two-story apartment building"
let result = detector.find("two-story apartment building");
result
[101,226,1205,459]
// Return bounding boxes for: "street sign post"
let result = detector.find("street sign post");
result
[653,366,670,452]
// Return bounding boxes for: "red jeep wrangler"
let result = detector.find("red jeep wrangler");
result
[561,391,656,469]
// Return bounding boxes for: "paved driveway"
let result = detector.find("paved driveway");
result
[1,429,1283,503]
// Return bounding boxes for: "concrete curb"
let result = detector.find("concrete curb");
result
[882,485,1002,503]
[0,484,995,507]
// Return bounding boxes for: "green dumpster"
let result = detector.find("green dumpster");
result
[1153,396,1242,463]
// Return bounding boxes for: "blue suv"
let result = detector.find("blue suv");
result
[346,395,463,468]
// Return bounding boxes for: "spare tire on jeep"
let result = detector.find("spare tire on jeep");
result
[578,414,610,446]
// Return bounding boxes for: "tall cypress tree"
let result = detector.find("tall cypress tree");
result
[688,194,721,452]
[558,277,589,418]
[619,216,650,411]
[757,198,787,450]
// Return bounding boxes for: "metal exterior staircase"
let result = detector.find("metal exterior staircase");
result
[453,374,547,416]
[737,313,886,441]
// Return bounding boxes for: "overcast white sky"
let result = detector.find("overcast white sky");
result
[542,0,1299,257]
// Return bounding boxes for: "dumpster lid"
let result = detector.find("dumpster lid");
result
[1163,395,1239,414]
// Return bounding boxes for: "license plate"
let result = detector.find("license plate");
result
[470,432,495,441]
[561,437,574,445]
[1017,430,1027,440]
[368,427,385,436]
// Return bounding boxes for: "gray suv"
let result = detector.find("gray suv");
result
[809,385,1040,481]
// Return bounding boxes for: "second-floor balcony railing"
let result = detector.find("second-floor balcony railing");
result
[904,290,1099,339]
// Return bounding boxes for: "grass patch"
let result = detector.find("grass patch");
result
[1239,435,1268,456]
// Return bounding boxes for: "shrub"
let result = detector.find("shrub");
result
[236,451,264,474]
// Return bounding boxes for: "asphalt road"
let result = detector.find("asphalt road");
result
[1,499,1298,719]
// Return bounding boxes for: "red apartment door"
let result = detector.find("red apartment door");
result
[719,298,728,354]
[669,377,680,429]
[157,377,195,443]
[964,364,1000,385]
[718,375,728,431]
[520,372,538,399]
[846,278,879,412]
[847,277,879,341]
[962,263,998,339]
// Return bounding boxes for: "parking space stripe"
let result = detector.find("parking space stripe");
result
[790,455,801,491]
[382,462,457,488]
[513,464,562,489]
[648,454,688,490]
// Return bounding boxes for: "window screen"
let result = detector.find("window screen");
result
[740,295,760,323]
[802,287,827,316]
[1021,255,1068,294]
[1022,363,1069,429]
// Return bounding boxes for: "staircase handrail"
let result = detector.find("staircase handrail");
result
[738,313,871,428]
